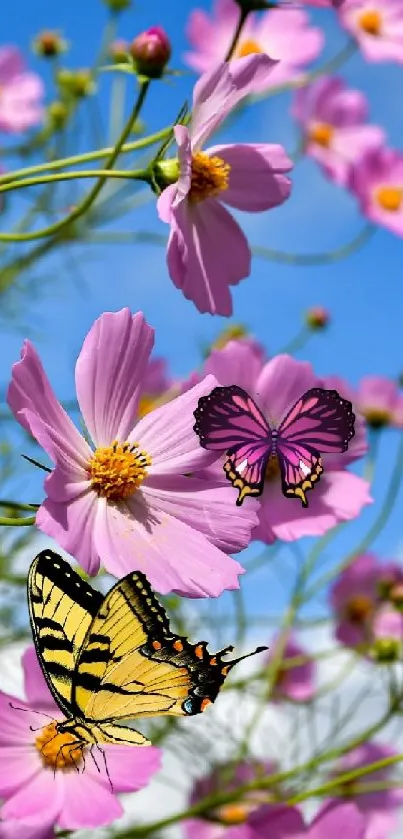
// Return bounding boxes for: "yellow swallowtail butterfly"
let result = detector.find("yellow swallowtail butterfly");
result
[28,549,266,751]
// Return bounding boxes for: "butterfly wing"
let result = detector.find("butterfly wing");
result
[276,388,355,507]
[194,385,272,505]
[72,571,266,728]
[27,550,103,717]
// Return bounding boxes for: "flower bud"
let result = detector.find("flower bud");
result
[305,306,329,330]
[371,637,400,663]
[57,68,95,99]
[33,30,67,58]
[153,157,179,190]
[47,101,69,131]
[108,39,130,63]
[102,0,131,10]
[129,26,171,78]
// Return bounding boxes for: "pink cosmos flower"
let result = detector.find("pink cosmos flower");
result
[354,375,403,429]
[7,309,259,597]
[0,646,161,832]
[348,147,403,237]
[225,801,366,839]
[137,355,176,418]
[329,553,403,650]
[293,76,384,186]
[185,760,278,839]
[330,742,403,839]
[268,633,316,702]
[157,55,293,316]
[339,0,403,63]
[184,0,323,90]
[0,46,44,133]
[194,353,371,543]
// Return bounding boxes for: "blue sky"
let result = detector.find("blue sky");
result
[1,0,403,621]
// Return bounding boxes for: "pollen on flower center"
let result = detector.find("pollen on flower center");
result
[216,803,250,825]
[88,440,151,500]
[236,39,264,58]
[265,455,280,483]
[189,152,231,203]
[309,122,334,148]
[375,185,403,212]
[346,594,374,624]
[363,406,392,429]
[35,721,84,771]
[358,9,382,35]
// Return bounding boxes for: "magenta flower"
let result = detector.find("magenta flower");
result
[0,46,44,133]
[348,147,403,237]
[184,0,323,90]
[330,742,403,839]
[339,0,403,63]
[197,353,371,543]
[354,374,403,429]
[157,55,292,316]
[8,309,259,596]
[226,801,365,839]
[0,646,161,831]
[329,553,403,650]
[185,760,278,839]
[267,633,316,703]
[293,76,384,186]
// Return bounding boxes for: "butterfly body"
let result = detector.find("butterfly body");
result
[194,385,355,507]
[28,550,266,752]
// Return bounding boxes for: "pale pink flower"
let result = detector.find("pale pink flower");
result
[157,56,292,316]
[348,147,403,237]
[0,647,161,832]
[339,0,403,63]
[329,553,403,649]
[184,0,323,90]
[268,633,316,702]
[330,742,403,839]
[8,309,259,596]
[354,375,403,429]
[0,46,44,133]
[182,338,267,396]
[293,76,384,186]
[225,801,366,838]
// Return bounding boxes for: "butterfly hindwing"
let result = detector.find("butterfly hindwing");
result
[28,550,103,716]
[194,385,273,506]
[276,388,355,506]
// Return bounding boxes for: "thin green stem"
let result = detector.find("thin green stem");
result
[0,168,150,197]
[252,224,375,267]
[287,753,403,806]
[280,326,310,356]
[0,500,38,512]
[0,515,36,526]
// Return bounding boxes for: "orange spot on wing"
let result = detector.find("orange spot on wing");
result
[209,657,217,665]
[152,640,162,650]
[201,698,212,711]
[221,666,229,676]
[195,645,204,659]
[173,640,184,652]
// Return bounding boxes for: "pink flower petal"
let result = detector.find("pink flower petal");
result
[0,693,46,747]
[57,770,122,830]
[0,748,42,799]
[255,355,316,424]
[95,496,244,596]
[75,309,154,447]
[89,744,161,793]
[207,143,292,212]
[310,801,365,838]
[2,771,63,825]
[134,375,220,475]
[7,341,89,465]
[203,340,265,393]
[0,47,25,83]
[0,816,55,839]
[36,491,101,576]
[247,803,305,837]
[144,474,259,554]
[22,647,58,713]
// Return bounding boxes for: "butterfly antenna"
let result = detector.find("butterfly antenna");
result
[21,453,52,474]
[225,645,269,669]
[97,744,114,792]
[9,702,55,724]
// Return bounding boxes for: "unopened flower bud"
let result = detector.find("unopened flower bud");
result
[389,583,403,612]
[305,306,329,330]
[33,30,67,58]
[109,39,130,63]
[129,26,171,78]
[102,0,131,10]
[57,68,95,99]
[371,637,400,663]
[47,101,69,131]
[153,157,179,190]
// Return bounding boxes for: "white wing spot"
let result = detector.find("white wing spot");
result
[236,459,248,474]
[299,460,311,476]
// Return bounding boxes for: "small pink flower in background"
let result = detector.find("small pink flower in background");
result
[329,553,403,650]
[330,742,403,839]
[268,633,316,703]
[8,309,259,596]
[339,0,403,63]
[348,147,403,237]
[157,55,292,316]
[185,0,323,90]
[185,760,278,839]
[370,604,403,662]
[354,375,403,429]
[226,800,366,838]
[0,47,44,133]
[137,355,176,418]
[0,647,161,832]
[293,76,384,186]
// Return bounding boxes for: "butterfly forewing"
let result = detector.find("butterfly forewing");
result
[28,550,103,717]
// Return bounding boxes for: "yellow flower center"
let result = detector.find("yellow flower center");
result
[212,324,248,351]
[88,440,151,500]
[35,721,84,771]
[217,803,250,825]
[265,455,280,483]
[375,186,403,212]
[358,9,382,35]
[236,39,264,58]
[189,152,231,203]
[309,122,334,148]
[363,407,392,429]
[137,395,158,419]
[346,594,374,624]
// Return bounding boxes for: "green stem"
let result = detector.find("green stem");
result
[0,168,150,197]
[0,515,36,526]
[280,326,310,355]
[287,753,403,806]
[0,500,38,512]
[252,224,375,267]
